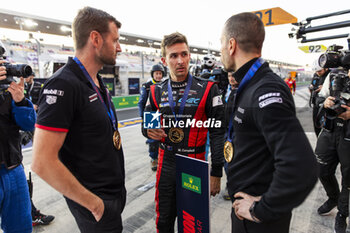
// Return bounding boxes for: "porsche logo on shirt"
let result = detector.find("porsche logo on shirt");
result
[46,95,57,105]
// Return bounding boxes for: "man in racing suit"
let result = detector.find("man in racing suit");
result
[138,64,165,171]
[142,32,224,233]
[284,72,296,95]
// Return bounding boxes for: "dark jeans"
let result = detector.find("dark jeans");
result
[315,128,350,216]
[146,139,159,160]
[231,208,291,233]
[65,189,126,233]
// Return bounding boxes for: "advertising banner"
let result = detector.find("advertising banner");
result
[176,154,209,233]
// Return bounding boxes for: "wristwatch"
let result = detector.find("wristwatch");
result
[249,201,261,223]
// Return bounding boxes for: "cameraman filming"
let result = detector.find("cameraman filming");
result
[0,59,36,232]
[309,60,330,136]
[315,67,350,233]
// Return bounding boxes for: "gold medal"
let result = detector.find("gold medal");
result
[224,141,234,163]
[113,130,122,150]
[168,128,184,143]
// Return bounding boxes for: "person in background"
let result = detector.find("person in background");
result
[314,68,350,233]
[284,71,296,95]
[0,59,36,233]
[24,72,43,111]
[309,60,330,136]
[138,64,165,171]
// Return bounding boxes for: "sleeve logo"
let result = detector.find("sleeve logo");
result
[212,95,223,107]
[46,95,57,105]
[259,97,283,108]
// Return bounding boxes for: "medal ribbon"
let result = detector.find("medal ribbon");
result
[73,57,117,131]
[167,74,193,124]
[227,58,264,143]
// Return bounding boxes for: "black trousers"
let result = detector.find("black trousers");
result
[231,208,291,233]
[312,106,322,137]
[315,128,350,216]
[65,189,126,233]
[155,148,177,233]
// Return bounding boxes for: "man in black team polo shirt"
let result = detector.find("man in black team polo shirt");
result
[32,7,126,233]
[220,13,317,233]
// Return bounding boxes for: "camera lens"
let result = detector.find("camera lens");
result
[319,54,327,68]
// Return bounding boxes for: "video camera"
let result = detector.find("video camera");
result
[326,70,350,119]
[211,68,229,92]
[0,46,33,86]
[319,45,350,70]
[317,45,350,119]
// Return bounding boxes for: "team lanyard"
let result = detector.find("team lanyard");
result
[226,58,265,143]
[73,57,117,131]
[167,74,193,123]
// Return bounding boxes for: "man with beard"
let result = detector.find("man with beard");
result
[142,32,225,233]
[220,12,317,233]
[32,7,126,233]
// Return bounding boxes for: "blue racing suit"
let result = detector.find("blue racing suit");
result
[138,78,160,160]
[0,93,35,233]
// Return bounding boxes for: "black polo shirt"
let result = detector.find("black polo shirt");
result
[36,57,125,199]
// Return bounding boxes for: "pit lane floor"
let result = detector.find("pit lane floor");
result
[4,86,349,233]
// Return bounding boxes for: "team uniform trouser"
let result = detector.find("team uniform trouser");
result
[231,208,291,233]
[147,139,160,160]
[0,164,32,233]
[312,106,322,137]
[65,188,126,233]
[155,148,177,233]
[315,129,350,216]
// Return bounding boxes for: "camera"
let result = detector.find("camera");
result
[20,130,34,146]
[0,46,33,86]
[211,68,229,92]
[318,45,350,119]
[325,69,350,119]
[319,45,350,70]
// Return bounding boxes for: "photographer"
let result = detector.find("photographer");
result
[315,68,350,233]
[309,60,330,136]
[0,59,36,233]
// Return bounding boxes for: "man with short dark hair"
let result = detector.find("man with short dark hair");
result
[143,32,225,233]
[24,72,43,111]
[32,7,126,233]
[220,12,317,233]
